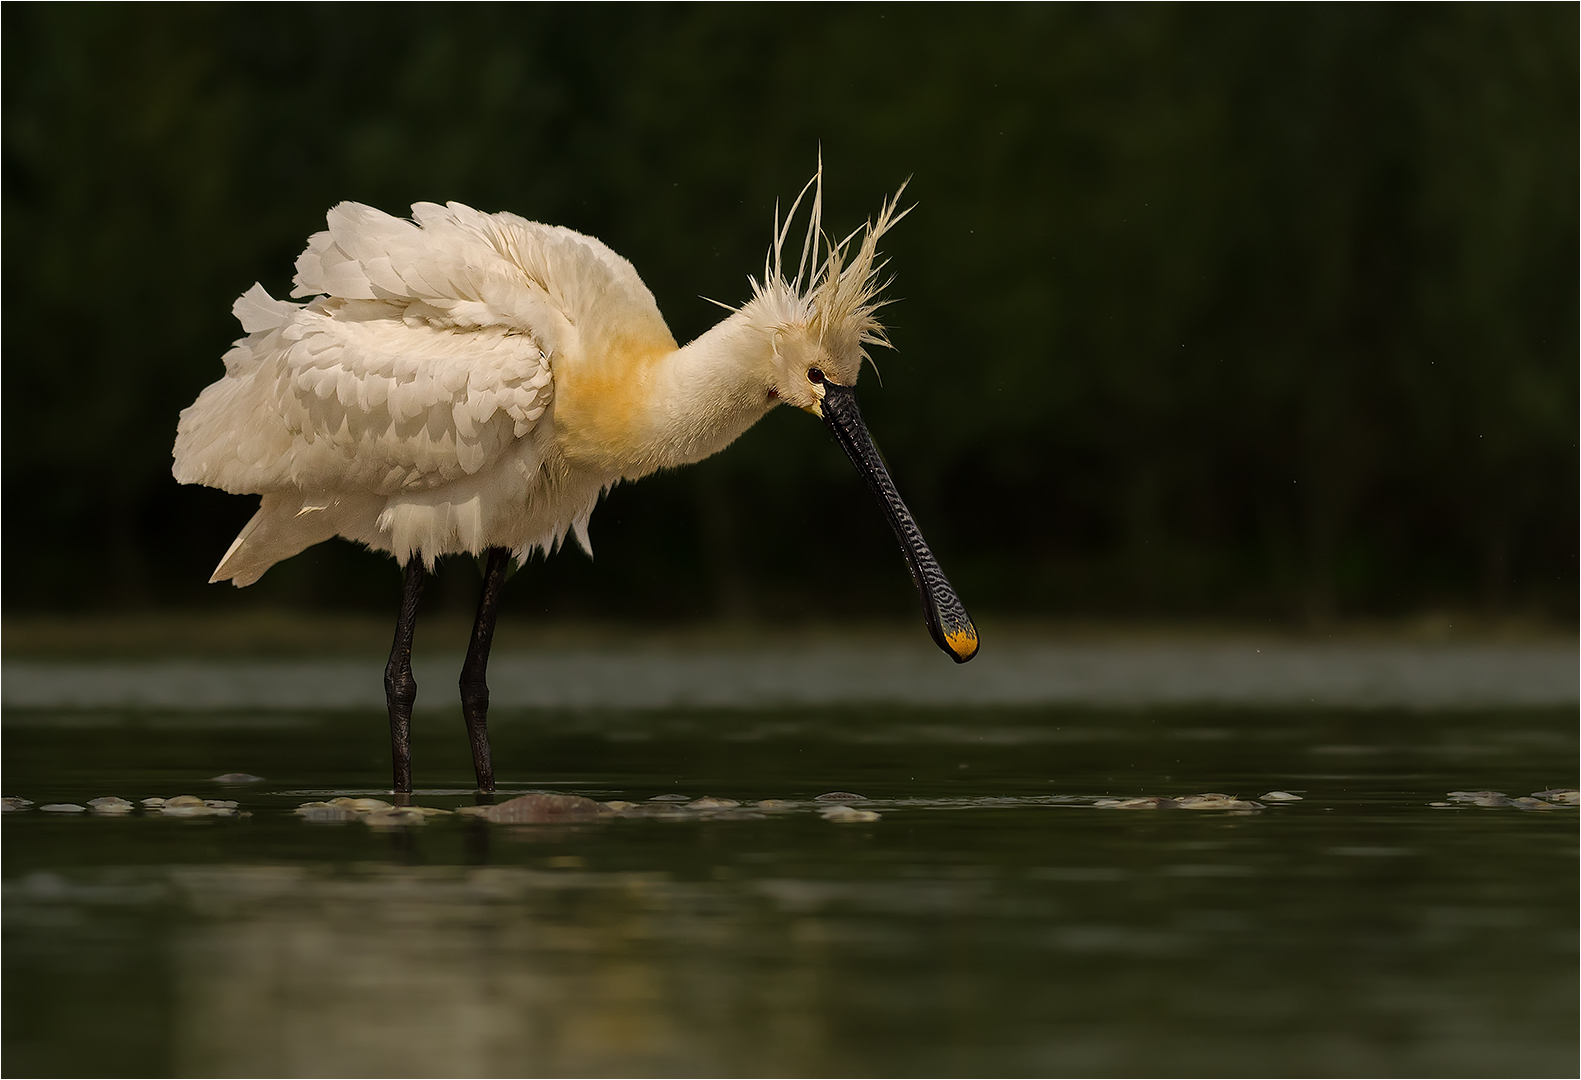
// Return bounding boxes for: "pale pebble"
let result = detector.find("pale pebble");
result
[40,803,86,813]
[2,797,34,811]
[756,799,796,811]
[602,801,638,811]
[469,794,606,824]
[1447,791,1510,807]
[331,797,394,813]
[163,805,234,818]
[297,805,358,823]
[87,797,135,814]
[164,795,205,808]
[363,808,428,827]
[687,797,740,810]
[1261,791,1303,802]
[821,805,880,823]
[1176,794,1264,811]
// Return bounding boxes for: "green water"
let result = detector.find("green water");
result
[4,705,1576,1076]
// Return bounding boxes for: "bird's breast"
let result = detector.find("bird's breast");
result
[550,332,673,475]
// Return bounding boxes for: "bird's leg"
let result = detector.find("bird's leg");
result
[384,558,425,794]
[459,547,511,793]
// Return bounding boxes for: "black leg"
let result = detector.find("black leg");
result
[385,558,425,794]
[460,547,511,793]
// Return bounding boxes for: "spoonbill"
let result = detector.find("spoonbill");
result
[173,172,978,794]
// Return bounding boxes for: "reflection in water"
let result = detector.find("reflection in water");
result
[171,866,843,1076]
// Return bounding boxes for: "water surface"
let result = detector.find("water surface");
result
[5,703,1576,1076]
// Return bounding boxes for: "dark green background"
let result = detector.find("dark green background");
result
[4,4,1574,624]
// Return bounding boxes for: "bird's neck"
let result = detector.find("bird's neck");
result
[555,309,777,478]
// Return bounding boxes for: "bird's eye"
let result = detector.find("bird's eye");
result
[807,367,825,384]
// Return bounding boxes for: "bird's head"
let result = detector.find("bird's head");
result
[738,170,979,664]
[761,323,858,415]
[743,169,900,416]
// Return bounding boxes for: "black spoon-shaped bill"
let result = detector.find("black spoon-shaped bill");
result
[819,381,979,663]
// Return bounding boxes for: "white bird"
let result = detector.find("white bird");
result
[173,172,978,794]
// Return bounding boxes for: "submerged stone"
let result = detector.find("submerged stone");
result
[756,799,796,811]
[210,773,265,783]
[141,798,166,808]
[814,791,866,802]
[1261,791,1303,802]
[468,794,607,824]
[1090,794,1263,811]
[164,795,205,808]
[331,797,394,813]
[606,803,690,819]
[687,797,740,810]
[1447,791,1511,807]
[87,797,135,814]
[602,801,638,811]
[1094,797,1166,809]
[40,803,86,813]
[296,803,358,823]
[1532,788,1580,805]
[363,808,429,827]
[820,805,880,822]
[1176,794,1264,811]
[163,804,235,818]
[2,798,34,812]
[649,794,690,802]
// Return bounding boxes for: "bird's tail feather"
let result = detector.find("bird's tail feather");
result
[210,492,372,587]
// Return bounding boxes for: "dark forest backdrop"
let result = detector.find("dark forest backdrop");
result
[3,5,1575,625]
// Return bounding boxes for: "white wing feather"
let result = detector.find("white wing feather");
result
[173,200,675,583]
[176,291,553,495]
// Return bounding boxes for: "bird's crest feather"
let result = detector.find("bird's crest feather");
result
[746,161,911,367]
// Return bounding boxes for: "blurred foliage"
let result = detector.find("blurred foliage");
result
[3,4,1574,624]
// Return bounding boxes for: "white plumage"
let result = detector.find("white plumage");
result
[175,200,679,584]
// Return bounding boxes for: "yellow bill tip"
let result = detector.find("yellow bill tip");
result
[944,623,980,663]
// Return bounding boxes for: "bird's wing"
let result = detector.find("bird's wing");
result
[175,285,553,495]
[175,201,675,497]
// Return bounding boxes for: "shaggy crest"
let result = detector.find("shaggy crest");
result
[734,164,912,368]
